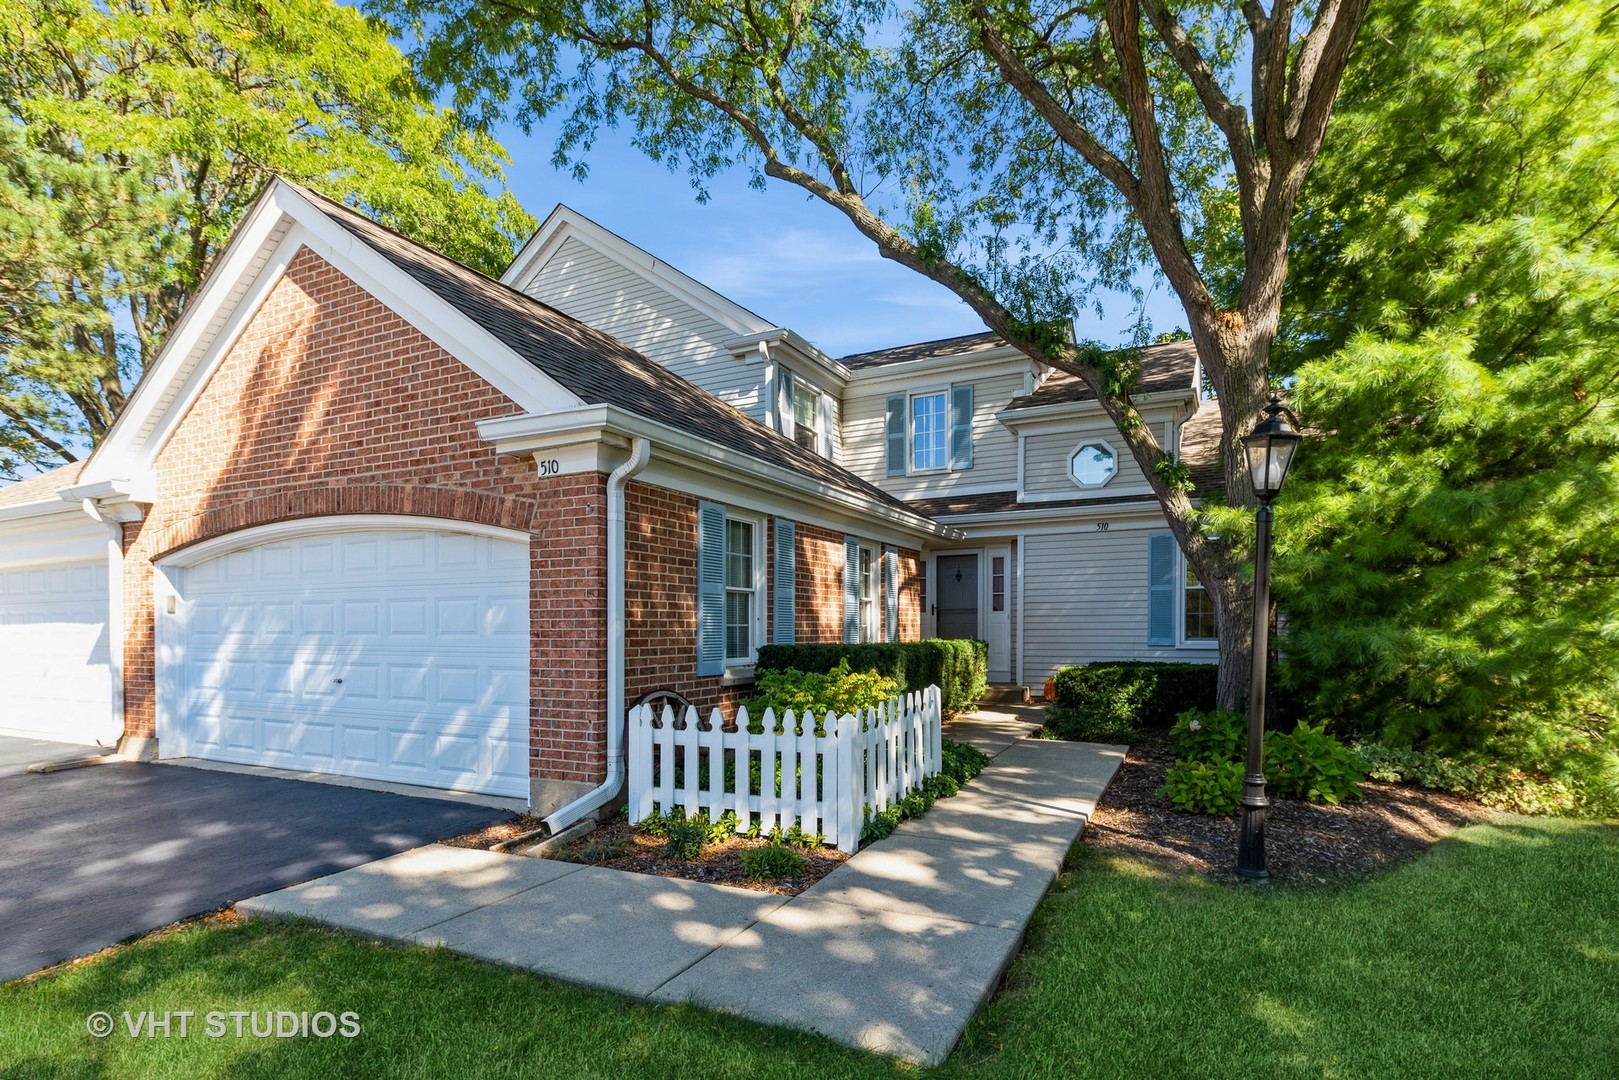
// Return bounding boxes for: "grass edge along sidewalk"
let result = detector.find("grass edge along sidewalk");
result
[2,815,1615,1078]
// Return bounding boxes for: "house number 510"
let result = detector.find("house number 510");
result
[537,459,562,476]
[1094,522,1110,532]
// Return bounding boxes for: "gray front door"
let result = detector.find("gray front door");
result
[935,554,979,641]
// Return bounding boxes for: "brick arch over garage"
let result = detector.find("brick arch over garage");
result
[145,484,543,563]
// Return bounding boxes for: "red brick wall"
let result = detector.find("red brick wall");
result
[898,548,922,641]
[796,521,848,643]
[120,247,607,786]
[621,485,923,718]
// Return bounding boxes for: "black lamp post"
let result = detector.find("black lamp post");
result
[1237,393,1302,880]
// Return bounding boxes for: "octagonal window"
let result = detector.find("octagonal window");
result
[1070,441,1118,487]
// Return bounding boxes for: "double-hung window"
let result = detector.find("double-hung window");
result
[793,377,822,454]
[724,518,759,663]
[910,392,947,471]
[887,384,973,477]
[858,546,878,642]
[1183,563,1217,643]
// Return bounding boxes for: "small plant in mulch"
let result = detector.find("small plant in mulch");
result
[573,838,629,865]
[663,817,710,860]
[741,843,805,881]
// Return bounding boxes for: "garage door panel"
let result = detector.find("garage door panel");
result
[174,527,530,797]
[0,556,114,743]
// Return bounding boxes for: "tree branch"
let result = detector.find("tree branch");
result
[0,402,79,464]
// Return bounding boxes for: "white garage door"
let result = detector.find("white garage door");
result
[0,561,114,744]
[172,527,530,798]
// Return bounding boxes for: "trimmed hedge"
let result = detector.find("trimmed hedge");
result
[1046,661,1218,738]
[755,640,988,717]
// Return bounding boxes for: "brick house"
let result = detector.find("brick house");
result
[0,178,1222,819]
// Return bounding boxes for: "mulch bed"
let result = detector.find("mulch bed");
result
[1083,728,1497,884]
[447,814,847,895]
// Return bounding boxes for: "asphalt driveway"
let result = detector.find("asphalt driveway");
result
[0,759,514,982]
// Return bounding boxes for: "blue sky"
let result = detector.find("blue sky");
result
[493,118,1190,359]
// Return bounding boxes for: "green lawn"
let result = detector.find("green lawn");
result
[3,817,1615,1079]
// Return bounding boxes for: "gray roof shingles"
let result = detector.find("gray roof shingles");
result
[1005,339,1200,410]
[299,187,921,518]
[838,331,1005,370]
[0,461,85,509]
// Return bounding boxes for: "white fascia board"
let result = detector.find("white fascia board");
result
[934,499,1172,533]
[85,181,581,487]
[478,405,961,547]
[504,206,772,339]
[995,387,1198,430]
[724,328,851,389]
[79,185,294,487]
[843,345,1039,390]
[0,496,85,524]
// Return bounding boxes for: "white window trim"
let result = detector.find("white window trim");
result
[1178,553,1219,649]
[781,368,832,460]
[908,388,950,475]
[1069,437,1121,489]
[722,509,768,674]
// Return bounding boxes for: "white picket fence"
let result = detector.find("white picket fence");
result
[627,686,943,854]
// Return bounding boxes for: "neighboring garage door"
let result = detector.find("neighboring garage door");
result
[0,560,113,744]
[167,524,530,798]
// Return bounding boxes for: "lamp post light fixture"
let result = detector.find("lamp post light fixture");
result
[1237,393,1303,880]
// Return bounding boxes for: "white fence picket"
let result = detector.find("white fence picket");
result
[759,708,779,836]
[735,706,752,835]
[654,703,676,816]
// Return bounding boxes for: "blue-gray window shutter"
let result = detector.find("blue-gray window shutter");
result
[773,519,796,645]
[883,545,898,642]
[843,536,860,642]
[885,395,906,476]
[698,501,727,675]
[950,383,974,470]
[1147,532,1177,647]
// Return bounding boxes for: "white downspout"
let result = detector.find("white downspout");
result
[80,499,126,749]
[543,436,650,834]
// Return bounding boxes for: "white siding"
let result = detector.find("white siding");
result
[841,370,1023,498]
[520,235,766,417]
[1019,404,1184,501]
[1019,526,1217,683]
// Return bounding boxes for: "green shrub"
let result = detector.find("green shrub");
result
[941,739,990,785]
[1170,708,1248,764]
[1353,741,1487,791]
[663,816,709,860]
[756,640,988,717]
[1041,703,1138,744]
[744,658,901,732]
[1159,759,1243,814]
[1049,661,1218,734]
[741,843,806,881]
[861,805,902,844]
[1265,722,1365,805]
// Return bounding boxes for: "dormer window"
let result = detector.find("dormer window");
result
[781,369,828,457]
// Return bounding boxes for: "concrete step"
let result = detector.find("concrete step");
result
[979,683,1030,705]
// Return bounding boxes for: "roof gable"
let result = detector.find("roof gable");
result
[502,205,774,341]
[81,180,580,490]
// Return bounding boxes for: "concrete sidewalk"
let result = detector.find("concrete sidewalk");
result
[238,714,1124,1066]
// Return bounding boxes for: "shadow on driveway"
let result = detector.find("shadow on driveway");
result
[0,762,513,983]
